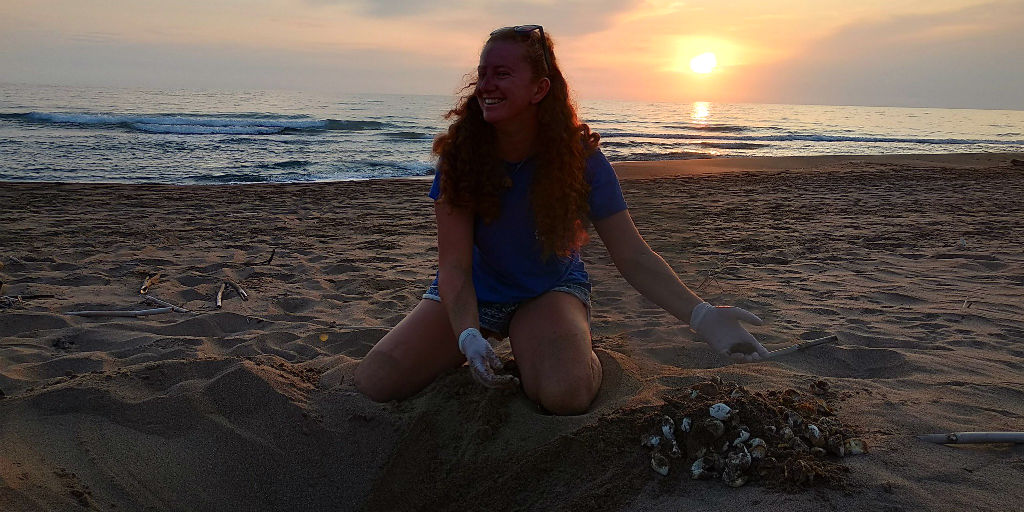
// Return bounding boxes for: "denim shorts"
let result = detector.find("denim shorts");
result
[423,280,591,339]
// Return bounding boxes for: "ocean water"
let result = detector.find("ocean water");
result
[2,82,1023,184]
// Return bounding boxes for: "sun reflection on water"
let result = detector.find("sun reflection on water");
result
[691,101,710,121]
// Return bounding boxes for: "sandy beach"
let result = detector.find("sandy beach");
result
[2,152,1023,511]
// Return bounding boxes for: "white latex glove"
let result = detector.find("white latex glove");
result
[458,328,520,389]
[690,302,770,362]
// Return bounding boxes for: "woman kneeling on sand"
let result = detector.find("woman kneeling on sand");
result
[355,25,769,415]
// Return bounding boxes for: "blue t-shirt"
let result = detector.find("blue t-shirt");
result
[429,150,628,303]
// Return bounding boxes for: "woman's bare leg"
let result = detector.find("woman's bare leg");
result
[354,299,466,402]
[508,291,602,415]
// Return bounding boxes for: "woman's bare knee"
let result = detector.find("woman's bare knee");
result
[535,352,602,415]
[538,384,597,415]
[353,300,464,403]
[354,350,407,402]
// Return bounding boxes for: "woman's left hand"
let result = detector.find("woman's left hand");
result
[689,302,771,362]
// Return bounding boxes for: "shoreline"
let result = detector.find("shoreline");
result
[1,152,1021,188]
[2,151,1023,511]
[612,151,1024,178]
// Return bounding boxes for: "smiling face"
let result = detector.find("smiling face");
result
[475,40,549,127]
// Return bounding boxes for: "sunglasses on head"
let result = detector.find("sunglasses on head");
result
[491,24,551,74]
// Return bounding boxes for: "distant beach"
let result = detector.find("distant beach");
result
[2,153,1023,511]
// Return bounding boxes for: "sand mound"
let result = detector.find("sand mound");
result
[0,356,398,511]
[365,348,648,512]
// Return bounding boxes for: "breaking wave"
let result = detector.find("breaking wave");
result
[1,112,391,135]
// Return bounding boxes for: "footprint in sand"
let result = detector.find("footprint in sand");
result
[868,291,926,306]
[1,312,71,338]
[277,296,316,314]
[307,328,390,358]
[38,273,109,287]
[324,263,360,275]
[153,312,269,337]
[782,345,915,379]
[174,275,208,287]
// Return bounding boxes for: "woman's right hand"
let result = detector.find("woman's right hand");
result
[690,302,771,362]
[459,328,520,389]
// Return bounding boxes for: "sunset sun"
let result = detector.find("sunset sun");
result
[689,52,717,74]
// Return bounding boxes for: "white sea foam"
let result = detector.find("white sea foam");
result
[19,112,385,134]
[130,123,287,135]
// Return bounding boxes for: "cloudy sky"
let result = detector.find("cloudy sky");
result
[1,0,1021,109]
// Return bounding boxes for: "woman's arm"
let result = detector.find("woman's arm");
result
[434,200,479,336]
[434,200,517,386]
[593,209,768,361]
[592,210,703,323]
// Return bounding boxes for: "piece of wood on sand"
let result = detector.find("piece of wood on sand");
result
[68,307,174,318]
[917,432,1024,444]
[225,280,248,301]
[139,273,161,294]
[216,282,226,308]
[244,247,276,266]
[1,294,56,301]
[143,294,191,314]
[259,248,276,265]
[765,335,839,359]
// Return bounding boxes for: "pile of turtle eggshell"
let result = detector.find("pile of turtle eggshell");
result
[641,376,866,489]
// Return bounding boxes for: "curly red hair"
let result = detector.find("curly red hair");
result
[432,27,600,257]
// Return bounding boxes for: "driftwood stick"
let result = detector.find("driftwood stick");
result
[766,335,839,359]
[216,283,226,308]
[143,295,191,314]
[244,247,277,266]
[68,307,173,317]
[225,280,248,301]
[917,432,1024,444]
[139,273,161,294]
[1,294,56,300]
[259,248,276,265]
